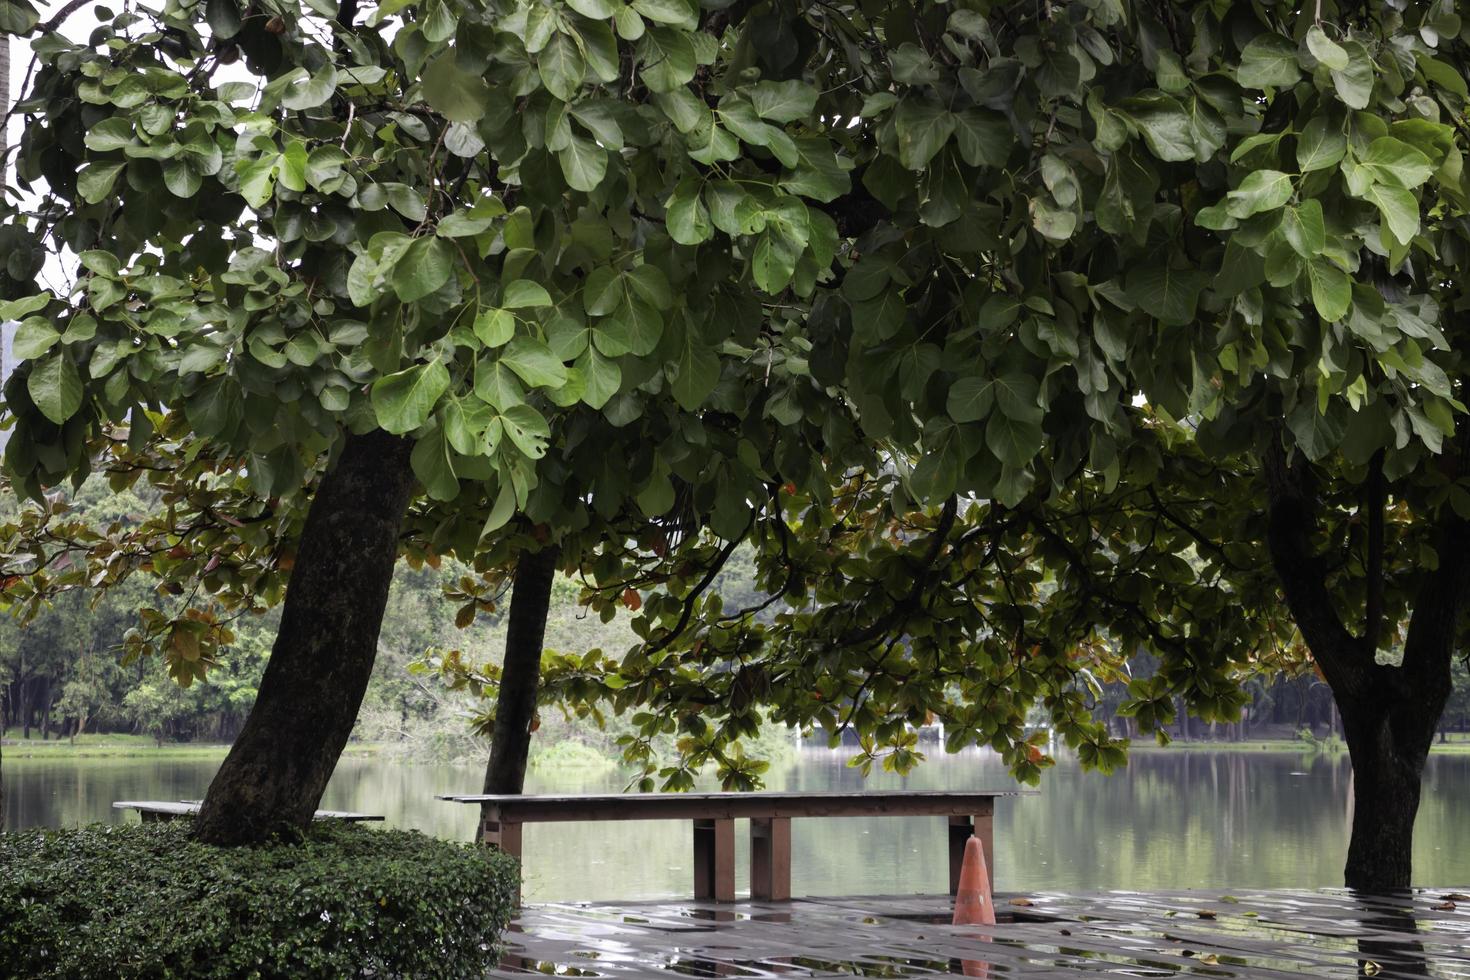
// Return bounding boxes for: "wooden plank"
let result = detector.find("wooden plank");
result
[749,816,791,902]
[692,818,735,902]
[445,789,1034,824]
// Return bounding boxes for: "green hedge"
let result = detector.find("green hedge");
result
[0,820,519,979]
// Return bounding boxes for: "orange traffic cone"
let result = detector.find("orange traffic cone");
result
[952,835,995,926]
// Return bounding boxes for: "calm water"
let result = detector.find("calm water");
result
[5,747,1468,900]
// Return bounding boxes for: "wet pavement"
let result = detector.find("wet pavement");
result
[490,888,1470,978]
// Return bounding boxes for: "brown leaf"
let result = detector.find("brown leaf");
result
[1196,910,1217,919]
[1008,897,1035,907]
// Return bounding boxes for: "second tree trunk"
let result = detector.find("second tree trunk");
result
[482,544,561,798]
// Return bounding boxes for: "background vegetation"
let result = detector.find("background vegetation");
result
[6,489,1467,762]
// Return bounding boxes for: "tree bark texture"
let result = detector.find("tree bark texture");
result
[481,544,561,801]
[193,430,415,846]
[1263,442,1465,891]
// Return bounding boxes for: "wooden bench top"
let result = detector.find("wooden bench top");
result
[113,801,384,822]
[438,789,1036,822]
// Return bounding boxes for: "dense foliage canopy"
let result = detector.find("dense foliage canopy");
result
[3,0,1470,882]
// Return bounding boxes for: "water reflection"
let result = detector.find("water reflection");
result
[5,748,1469,901]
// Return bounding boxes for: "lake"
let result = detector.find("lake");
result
[5,746,1468,900]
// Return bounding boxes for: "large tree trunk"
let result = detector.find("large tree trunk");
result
[1264,444,1464,891]
[193,430,414,846]
[481,544,561,802]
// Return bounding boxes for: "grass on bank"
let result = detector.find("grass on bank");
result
[0,730,382,760]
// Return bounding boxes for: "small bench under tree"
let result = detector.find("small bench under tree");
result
[440,789,1034,902]
[113,801,384,823]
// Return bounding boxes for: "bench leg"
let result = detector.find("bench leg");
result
[693,818,735,902]
[750,817,791,901]
[481,816,524,905]
[948,802,995,894]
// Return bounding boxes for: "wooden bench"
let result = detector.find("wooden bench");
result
[113,801,385,823]
[439,789,1034,902]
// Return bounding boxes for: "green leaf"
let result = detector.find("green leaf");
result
[1417,52,1469,98]
[503,281,554,309]
[475,361,526,410]
[951,109,1011,167]
[77,162,126,205]
[558,135,607,192]
[1359,137,1434,189]
[1331,42,1375,110]
[1305,26,1349,71]
[671,328,720,410]
[568,0,615,15]
[946,376,994,423]
[391,237,455,303]
[631,0,693,26]
[751,232,801,293]
[480,480,518,538]
[1226,170,1293,218]
[280,65,338,111]
[474,308,516,348]
[411,426,460,501]
[84,118,135,152]
[1287,401,1345,461]
[746,80,816,123]
[894,99,954,170]
[500,404,551,458]
[1296,117,1347,172]
[614,5,644,40]
[236,154,278,208]
[1237,33,1301,89]
[1363,183,1419,246]
[986,412,1043,467]
[667,182,711,244]
[500,337,568,388]
[1126,264,1207,325]
[576,346,622,408]
[205,0,243,38]
[278,139,309,192]
[371,361,451,434]
[638,27,695,92]
[13,319,61,360]
[442,396,493,454]
[1306,258,1351,322]
[539,32,587,102]
[27,353,84,425]
[1124,94,1194,163]
[1281,200,1326,257]
[421,53,490,123]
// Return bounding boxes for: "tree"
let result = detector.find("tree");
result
[0,0,878,843]
[436,0,1470,893]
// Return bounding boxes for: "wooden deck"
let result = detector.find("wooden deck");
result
[489,888,1470,978]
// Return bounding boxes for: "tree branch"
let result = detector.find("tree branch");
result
[1261,438,1368,700]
